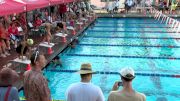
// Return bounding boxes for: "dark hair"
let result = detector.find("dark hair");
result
[80,73,92,78]
[82,14,85,17]
[57,23,64,28]
[81,8,85,11]
[121,76,133,82]
[53,56,60,60]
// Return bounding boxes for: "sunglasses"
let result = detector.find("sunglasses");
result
[34,51,39,63]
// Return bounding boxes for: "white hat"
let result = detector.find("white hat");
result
[120,67,135,80]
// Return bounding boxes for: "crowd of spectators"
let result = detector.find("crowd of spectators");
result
[105,0,179,14]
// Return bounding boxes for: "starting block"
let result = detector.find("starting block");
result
[55,33,67,37]
[76,22,83,25]
[12,56,31,64]
[81,18,88,23]
[55,33,68,42]
[66,26,76,35]
[39,42,55,47]
[81,18,88,24]
[67,26,75,30]
[76,22,83,30]
[11,56,31,71]
[39,42,55,54]
[87,15,92,21]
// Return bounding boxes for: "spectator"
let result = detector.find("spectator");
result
[23,51,51,101]
[81,1,87,10]
[0,42,6,58]
[125,0,135,13]
[50,6,55,17]
[8,22,19,48]
[0,23,10,57]
[19,13,27,32]
[0,67,20,101]
[59,4,67,21]
[107,2,113,13]
[113,0,120,13]
[81,8,87,18]
[108,67,146,101]
[85,1,93,11]
[163,0,169,14]
[69,15,75,27]
[158,0,164,12]
[34,16,42,29]
[66,63,105,101]
[171,1,178,14]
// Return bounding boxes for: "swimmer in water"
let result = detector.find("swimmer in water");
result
[51,56,62,67]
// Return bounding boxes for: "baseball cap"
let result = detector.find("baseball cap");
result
[120,67,135,80]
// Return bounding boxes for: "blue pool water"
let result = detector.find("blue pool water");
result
[20,18,180,101]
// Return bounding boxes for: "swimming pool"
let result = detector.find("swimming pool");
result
[20,18,180,101]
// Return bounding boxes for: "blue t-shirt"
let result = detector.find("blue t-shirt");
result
[0,87,20,101]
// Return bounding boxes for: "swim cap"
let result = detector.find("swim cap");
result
[27,39,34,45]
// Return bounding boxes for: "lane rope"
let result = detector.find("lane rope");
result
[45,69,180,78]
[78,44,180,48]
[87,30,176,33]
[84,36,180,40]
[66,54,179,60]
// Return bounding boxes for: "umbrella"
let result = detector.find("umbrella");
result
[0,0,25,16]
[14,0,50,11]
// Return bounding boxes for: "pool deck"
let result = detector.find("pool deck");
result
[0,13,180,90]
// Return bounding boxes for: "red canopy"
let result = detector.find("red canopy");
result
[0,0,25,16]
[64,0,74,4]
[14,0,49,11]
[0,0,78,16]
[49,0,64,6]
[50,0,75,5]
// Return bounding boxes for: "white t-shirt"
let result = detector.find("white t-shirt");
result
[126,0,134,6]
[115,1,120,8]
[81,2,86,8]
[113,1,119,8]
[66,82,105,101]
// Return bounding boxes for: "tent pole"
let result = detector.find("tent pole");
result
[25,5,28,40]
[167,0,169,7]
